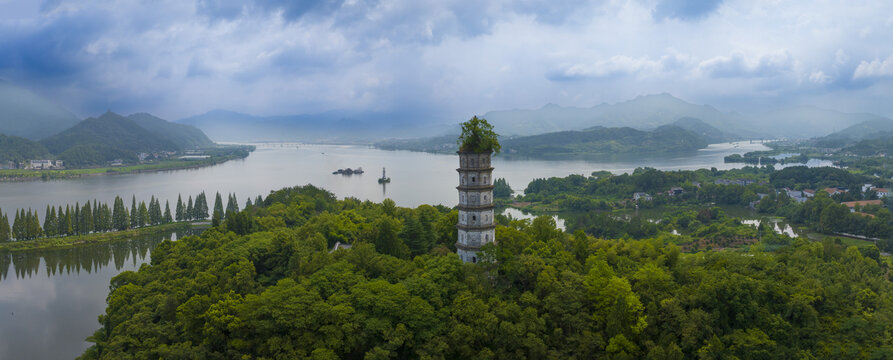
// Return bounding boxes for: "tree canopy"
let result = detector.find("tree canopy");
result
[79,184,893,359]
[458,116,500,153]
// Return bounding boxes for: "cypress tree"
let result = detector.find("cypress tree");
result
[113,196,128,231]
[0,211,9,242]
[214,192,224,220]
[139,201,149,227]
[57,206,65,236]
[245,197,253,209]
[64,206,73,236]
[12,210,20,240]
[176,195,184,221]
[186,196,194,221]
[196,192,209,220]
[75,202,82,235]
[130,196,138,228]
[44,205,54,237]
[93,199,100,232]
[29,209,42,239]
[83,202,94,234]
[255,195,263,208]
[164,201,173,224]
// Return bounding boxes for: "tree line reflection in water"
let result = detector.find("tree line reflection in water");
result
[0,229,201,282]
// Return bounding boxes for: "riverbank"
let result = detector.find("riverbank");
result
[0,222,206,252]
[0,146,253,182]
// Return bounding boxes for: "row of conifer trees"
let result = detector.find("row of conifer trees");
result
[0,191,262,242]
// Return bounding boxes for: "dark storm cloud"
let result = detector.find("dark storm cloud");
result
[0,12,110,81]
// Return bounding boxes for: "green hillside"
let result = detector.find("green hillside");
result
[501,125,708,158]
[0,80,81,140]
[843,132,893,156]
[127,113,214,149]
[0,133,52,163]
[40,112,179,166]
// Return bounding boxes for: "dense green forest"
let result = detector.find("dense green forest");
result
[501,125,708,158]
[0,133,51,163]
[80,185,893,359]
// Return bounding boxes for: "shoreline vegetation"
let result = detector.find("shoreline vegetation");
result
[0,222,204,252]
[0,190,252,252]
[0,145,254,182]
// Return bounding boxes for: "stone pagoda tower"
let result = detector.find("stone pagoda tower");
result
[456,150,495,263]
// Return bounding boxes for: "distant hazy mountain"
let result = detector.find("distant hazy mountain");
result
[481,93,885,139]
[178,109,438,142]
[0,80,80,140]
[750,107,885,139]
[500,125,708,158]
[41,112,184,166]
[0,133,51,163]
[668,117,735,143]
[483,93,739,136]
[127,113,214,148]
[818,118,893,142]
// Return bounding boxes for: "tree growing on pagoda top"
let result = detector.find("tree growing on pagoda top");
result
[457,116,501,153]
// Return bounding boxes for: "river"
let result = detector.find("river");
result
[0,141,776,359]
[0,141,772,214]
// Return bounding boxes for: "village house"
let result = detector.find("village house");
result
[872,188,890,198]
[668,187,684,196]
[27,159,64,170]
[633,192,652,201]
[841,200,883,213]
[824,187,847,196]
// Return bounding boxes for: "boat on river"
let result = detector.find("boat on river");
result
[333,167,364,175]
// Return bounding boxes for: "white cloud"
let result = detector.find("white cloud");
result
[809,71,831,84]
[853,55,893,79]
[697,50,794,78]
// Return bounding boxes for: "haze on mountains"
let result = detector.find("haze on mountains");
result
[481,94,890,139]
[0,80,80,140]
[2,76,889,145]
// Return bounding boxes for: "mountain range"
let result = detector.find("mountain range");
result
[481,93,889,139]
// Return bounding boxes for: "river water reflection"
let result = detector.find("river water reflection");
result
[0,230,196,360]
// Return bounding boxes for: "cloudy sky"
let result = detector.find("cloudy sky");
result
[1,0,892,122]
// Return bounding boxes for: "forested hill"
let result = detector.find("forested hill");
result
[40,112,185,166]
[501,125,709,158]
[127,113,214,148]
[41,112,178,153]
[80,185,893,359]
[0,133,51,163]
